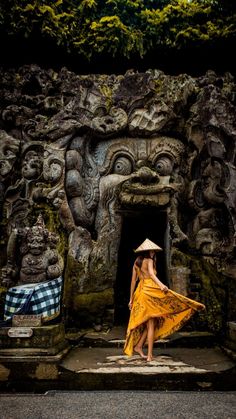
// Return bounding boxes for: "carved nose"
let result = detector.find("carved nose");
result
[135,167,159,183]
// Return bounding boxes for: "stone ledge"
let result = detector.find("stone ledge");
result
[0,346,70,364]
[0,346,235,392]
[0,324,66,350]
[74,330,217,349]
[221,346,236,363]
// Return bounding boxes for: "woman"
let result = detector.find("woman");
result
[124,238,205,361]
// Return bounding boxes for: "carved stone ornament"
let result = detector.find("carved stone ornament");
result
[1,214,63,288]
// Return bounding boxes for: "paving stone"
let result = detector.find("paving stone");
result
[61,346,235,375]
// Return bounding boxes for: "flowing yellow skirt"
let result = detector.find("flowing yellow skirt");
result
[124,278,205,356]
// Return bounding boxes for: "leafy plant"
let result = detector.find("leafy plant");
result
[0,1,235,60]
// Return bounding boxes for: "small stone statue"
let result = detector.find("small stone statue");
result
[1,214,63,288]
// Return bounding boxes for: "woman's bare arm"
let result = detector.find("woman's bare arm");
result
[128,264,138,309]
[147,259,168,293]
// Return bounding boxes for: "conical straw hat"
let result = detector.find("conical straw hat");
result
[134,238,162,253]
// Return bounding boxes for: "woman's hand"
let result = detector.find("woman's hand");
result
[161,285,168,293]
[128,300,133,310]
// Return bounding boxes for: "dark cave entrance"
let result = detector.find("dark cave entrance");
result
[114,210,169,325]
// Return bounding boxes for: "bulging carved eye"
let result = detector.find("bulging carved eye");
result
[155,156,173,175]
[4,148,16,158]
[112,157,132,175]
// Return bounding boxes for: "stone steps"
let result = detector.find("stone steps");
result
[58,345,236,391]
[56,329,236,391]
[67,329,218,349]
[0,328,235,392]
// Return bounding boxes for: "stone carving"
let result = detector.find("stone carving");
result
[0,131,20,179]
[0,65,235,331]
[91,107,128,136]
[188,89,236,258]
[129,101,173,134]
[0,130,20,220]
[4,142,44,229]
[1,215,63,288]
[66,136,186,307]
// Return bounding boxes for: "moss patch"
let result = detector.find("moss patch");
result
[63,255,82,308]
[72,288,114,327]
[64,254,115,327]
[74,288,114,312]
[33,204,67,257]
[171,248,228,334]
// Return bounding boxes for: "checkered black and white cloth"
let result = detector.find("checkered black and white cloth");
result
[4,277,63,321]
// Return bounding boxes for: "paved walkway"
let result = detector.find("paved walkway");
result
[61,346,235,375]
[1,391,236,419]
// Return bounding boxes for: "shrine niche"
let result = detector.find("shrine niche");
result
[0,66,235,332]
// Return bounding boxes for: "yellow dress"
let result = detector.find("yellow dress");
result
[124,271,205,356]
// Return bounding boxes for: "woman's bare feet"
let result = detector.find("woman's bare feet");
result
[134,346,147,359]
[147,356,153,362]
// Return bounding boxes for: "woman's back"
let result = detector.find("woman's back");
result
[137,257,154,279]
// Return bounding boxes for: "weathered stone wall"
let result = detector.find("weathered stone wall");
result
[0,66,235,332]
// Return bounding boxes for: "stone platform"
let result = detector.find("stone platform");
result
[0,324,69,385]
[0,324,68,357]
[0,327,235,392]
[58,327,236,391]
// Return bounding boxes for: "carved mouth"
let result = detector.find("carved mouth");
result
[119,182,177,207]
[121,182,176,195]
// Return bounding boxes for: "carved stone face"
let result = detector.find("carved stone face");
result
[0,131,20,178]
[196,228,223,255]
[66,136,185,233]
[21,150,43,180]
[28,233,46,255]
[94,136,184,212]
[202,160,226,205]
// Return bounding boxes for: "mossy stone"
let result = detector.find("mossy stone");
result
[72,288,114,326]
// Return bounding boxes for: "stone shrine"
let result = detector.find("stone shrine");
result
[0,66,235,334]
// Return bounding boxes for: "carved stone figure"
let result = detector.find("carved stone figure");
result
[0,130,20,220]
[4,143,44,230]
[1,215,63,288]
[0,131,20,179]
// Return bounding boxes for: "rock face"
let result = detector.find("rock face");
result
[0,65,235,331]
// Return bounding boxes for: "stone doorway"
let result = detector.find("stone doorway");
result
[114,211,169,325]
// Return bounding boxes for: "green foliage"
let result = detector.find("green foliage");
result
[0,0,74,43]
[75,15,144,58]
[0,0,235,60]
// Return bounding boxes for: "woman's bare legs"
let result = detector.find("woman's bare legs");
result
[147,318,155,361]
[134,326,147,358]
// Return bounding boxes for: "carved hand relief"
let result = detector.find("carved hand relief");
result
[43,147,64,184]
[129,101,173,134]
